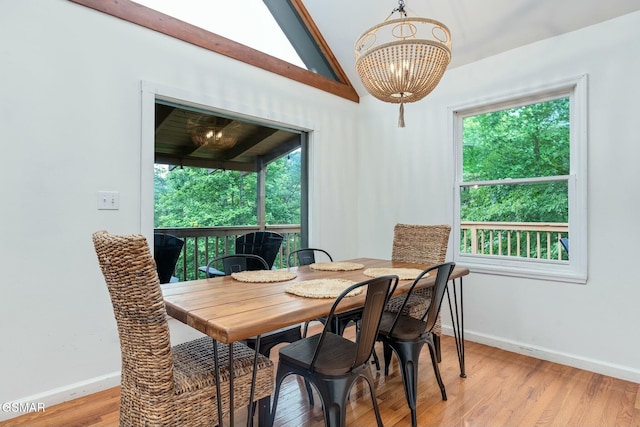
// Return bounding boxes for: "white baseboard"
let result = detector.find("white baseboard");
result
[1,320,203,422]
[441,326,640,384]
[0,372,120,422]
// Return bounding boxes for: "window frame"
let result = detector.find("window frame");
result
[450,75,588,283]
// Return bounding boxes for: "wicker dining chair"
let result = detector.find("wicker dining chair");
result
[92,230,274,426]
[384,224,451,362]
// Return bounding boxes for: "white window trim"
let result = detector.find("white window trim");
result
[450,75,588,284]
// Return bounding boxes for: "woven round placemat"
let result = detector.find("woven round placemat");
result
[230,270,297,283]
[285,279,360,298]
[309,262,365,271]
[362,267,427,280]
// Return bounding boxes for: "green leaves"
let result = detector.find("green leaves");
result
[461,98,570,224]
[154,151,301,228]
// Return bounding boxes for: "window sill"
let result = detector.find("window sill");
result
[455,254,587,284]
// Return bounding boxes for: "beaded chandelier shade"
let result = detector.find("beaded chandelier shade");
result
[190,125,237,149]
[355,1,451,127]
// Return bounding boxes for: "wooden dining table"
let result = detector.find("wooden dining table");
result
[162,258,469,426]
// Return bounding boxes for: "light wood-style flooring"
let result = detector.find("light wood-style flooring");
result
[4,326,640,427]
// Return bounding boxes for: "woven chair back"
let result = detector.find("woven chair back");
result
[92,231,175,424]
[392,224,451,265]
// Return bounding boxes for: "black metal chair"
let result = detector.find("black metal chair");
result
[199,231,285,277]
[287,248,333,267]
[287,248,342,337]
[153,233,184,284]
[205,253,270,275]
[200,252,271,278]
[205,253,315,405]
[269,275,398,427]
[236,231,284,270]
[377,262,455,427]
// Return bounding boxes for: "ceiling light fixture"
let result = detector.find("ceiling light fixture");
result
[188,115,238,150]
[190,125,237,149]
[354,0,451,127]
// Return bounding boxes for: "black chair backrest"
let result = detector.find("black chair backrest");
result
[387,262,455,335]
[235,231,284,270]
[560,237,569,254]
[311,275,398,370]
[207,254,269,275]
[287,248,333,267]
[153,233,184,284]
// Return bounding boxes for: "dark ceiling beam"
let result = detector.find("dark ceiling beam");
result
[261,135,301,164]
[217,127,280,162]
[69,0,359,103]
[154,104,174,131]
[154,155,257,172]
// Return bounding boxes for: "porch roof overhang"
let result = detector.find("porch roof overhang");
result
[154,103,301,172]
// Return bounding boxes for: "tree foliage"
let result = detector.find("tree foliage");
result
[155,150,301,227]
[461,98,570,223]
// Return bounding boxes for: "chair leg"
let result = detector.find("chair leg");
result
[313,376,351,427]
[426,335,447,401]
[362,369,385,427]
[383,342,393,376]
[302,321,310,337]
[268,365,287,427]
[383,340,425,427]
[257,396,271,427]
[371,348,381,370]
[434,333,442,363]
[304,378,315,405]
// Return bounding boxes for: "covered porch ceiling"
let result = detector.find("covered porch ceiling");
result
[154,103,301,172]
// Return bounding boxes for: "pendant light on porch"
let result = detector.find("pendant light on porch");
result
[188,116,238,150]
[190,125,237,149]
[354,0,452,127]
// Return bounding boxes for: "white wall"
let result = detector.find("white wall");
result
[354,11,640,381]
[0,0,360,416]
[1,0,639,419]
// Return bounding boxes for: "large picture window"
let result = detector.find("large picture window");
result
[452,76,588,283]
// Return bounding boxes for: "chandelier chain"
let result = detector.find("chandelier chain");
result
[392,0,407,16]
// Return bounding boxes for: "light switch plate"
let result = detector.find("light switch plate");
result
[97,191,120,210]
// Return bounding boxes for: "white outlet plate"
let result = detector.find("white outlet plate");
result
[97,191,120,210]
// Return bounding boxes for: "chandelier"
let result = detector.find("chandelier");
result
[189,117,238,150]
[354,0,451,127]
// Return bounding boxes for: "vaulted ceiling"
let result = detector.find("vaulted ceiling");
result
[304,0,640,97]
[75,0,640,171]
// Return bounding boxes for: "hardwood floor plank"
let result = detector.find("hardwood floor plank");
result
[2,330,638,427]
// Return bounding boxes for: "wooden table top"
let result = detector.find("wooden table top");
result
[162,258,469,344]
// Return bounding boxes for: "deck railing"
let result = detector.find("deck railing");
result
[460,221,569,260]
[157,222,568,281]
[154,225,302,281]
